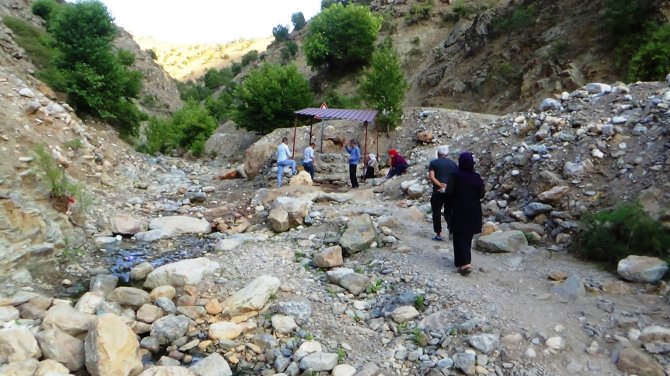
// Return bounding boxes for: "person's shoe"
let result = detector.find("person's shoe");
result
[432,236,444,241]
[457,266,472,276]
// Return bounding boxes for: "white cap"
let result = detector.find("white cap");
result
[437,145,450,156]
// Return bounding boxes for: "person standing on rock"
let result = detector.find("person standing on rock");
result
[445,151,485,275]
[344,139,360,188]
[387,148,409,178]
[303,141,316,181]
[428,145,457,241]
[276,137,297,188]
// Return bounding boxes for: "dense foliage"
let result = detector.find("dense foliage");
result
[50,0,144,135]
[281,41,299,64]
[203,67,233,90]
[31,0,62,27]
[272,24,289,41]
[406,0,433,25]
[573,202,670,266]
[145,101,217,156]
[291,12,306,31]
[359,41,407,130]
[241,50,259,67]
[304,4,381,70]
[628,24,670,81]
[230,63,314,134]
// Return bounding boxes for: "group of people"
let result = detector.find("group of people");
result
[276,138,485,276]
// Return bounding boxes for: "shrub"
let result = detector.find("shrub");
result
[359,40,408,130]
[241,49,259,67]
[230,63,314,134]
[177,81,212,101]
[33,144,91,214]
[495,4,537,33]
[145,101,217,156]
[406,0,433,25]
[203,67,232,89]
[628,24,670,81]
[272,24,290,42]
[572,202,670,266]
[146,48,157,60]
[292,12,306,31]
[281,40,299,64]
[452,0,477,19]
[322,90,360,109]
[231,62,242,76]
[321,0,348,9]
[304,3,381,70]
[31,0,62,27]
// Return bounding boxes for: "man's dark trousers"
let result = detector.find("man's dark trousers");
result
[431,190,452,235]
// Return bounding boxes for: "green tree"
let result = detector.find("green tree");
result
[241,49,259,66]
[231,63,314,134]
[51,0,143,135]
[359,41,408,130]
[321,0,349,9]
[31,0,63,27]
[202,67,232,89]
[281,40,299,64]
[145,101,217,156]
[291,12,306,31]
[273,24,289,41]
[304,3,381,70]
[628,24,670,81]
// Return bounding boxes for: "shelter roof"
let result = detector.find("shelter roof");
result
[295,108,377,123]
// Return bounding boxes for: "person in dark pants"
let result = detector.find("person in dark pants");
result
[445,152,485,275]
[303,142,316,181]
[428,145,457,241]
[344,139,360,188]
[387,149,408,178]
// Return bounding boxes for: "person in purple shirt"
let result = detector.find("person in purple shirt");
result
[387,149,408,178]
[344,139,360,188]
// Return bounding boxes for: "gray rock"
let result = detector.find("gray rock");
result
[539,98,561,112]
[617,255,668,283]
[391,306,420,323]
[137,304,164,324]
[355,362,381,376]
[138,366,197,376]
[89,274,118,297]
[453,351,476,375]
[0,358,39,375]
[340,214,376,254]
[41,303,94,336]
[150,315,192,345]
[272,197,311,226]
[157,356,180,367]
[273,298,312,325]
[616,347,665,376]
[538,185,569,202]
[74,291,105,315]
[299,352,339,371]
[140,336,161,353]
[155,297,177,315]
[185,191,207,203]
[144,258,221,289]
[339,273,370,295]
[221,275,280,317]
[130,262,154,281]
[36,328,84,371]
[0,306,20,323]
[468,334,500,354]
[189,353,232,376]
[523,202,553,218]
[0,328,41,363]
[326,268,354,284]
[18,88,35,97]
[213,238,243,252]
[551,275,585,300]
[563,161,586,177]
[110,215,144,236]
[108,287,151,308]
[586,83,612,94]
[271,315,297,334]
[269,208,290,233]
[476,231,528,253]
[24,100,41,114]
[313,245,343,268]
[134,229,172,242]
[148,216,211,235]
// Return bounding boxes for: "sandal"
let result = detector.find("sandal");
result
[457,266,472,276]
[432,236,444,241]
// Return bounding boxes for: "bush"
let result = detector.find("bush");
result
[145,101,217,156]
[603,0,661,70]
[322,90,361,109]
[359,40,408,130]
[51,0,144,136]
[321,0,348,9]
[205,88,234,122]
[572,202,670,266]
[146,48,157,60]
[230,63,314,134]
[33,144,91,214]
[304,3,381,70]
[241,50,259,67]
[31,0,62,27]
[495,4,537,33]
[272,24,290,42]
[628,24,670,81]
[292,12,306,31]
[177,81,212,101]
[452,0,477,20]
[406,0,433,25]
[202,67,232,89]
[281,40,299,64]
[231,62,242,76]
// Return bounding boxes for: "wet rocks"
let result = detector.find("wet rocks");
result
[476,230,528,252]
[617,255,668,283]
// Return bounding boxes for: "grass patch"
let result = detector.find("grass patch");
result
[33,144,91,215]
[572,202,670,267]
[366,278,383,294]
[453,0,477,19]
[414,294,425,311]
[494,4,537,33]
[406,0,433,25]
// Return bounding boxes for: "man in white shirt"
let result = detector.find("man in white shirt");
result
[276,137,297,187]
[303,142,316,181]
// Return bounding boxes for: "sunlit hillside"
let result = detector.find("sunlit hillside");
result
[135,36,274,81]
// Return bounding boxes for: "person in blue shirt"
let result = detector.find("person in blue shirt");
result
[276,137,297,188]
[344,139,360,189]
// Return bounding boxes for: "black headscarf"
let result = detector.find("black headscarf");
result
[455,152,484,187]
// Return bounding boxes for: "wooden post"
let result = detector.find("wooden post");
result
[292,118,297,158]
[319,120,325,153]
[375,121,379,157]
[363,121,368,160]
[309,123,313,145]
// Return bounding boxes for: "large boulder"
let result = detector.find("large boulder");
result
[268,208,290,233]
[243,140,275,178]
[222,275,280,317]
[108,287,151,309]
[617,256,668,283]
[149,216,211,235]
[272,197,311,226]
[476,231,528,253]
[0,328,41,363]
[36,328,84,371]
[0,358,39,375]
[144,258,221,289]
[288,170,313,186]
[339,214,376,254]
[42,303,94,336]
[84,313,143,376]
[110,215,144,236]
[208,321,242,340]
[313,245,343,268]
[189,353,232,376]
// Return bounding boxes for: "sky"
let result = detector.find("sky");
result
[99,0,322,44]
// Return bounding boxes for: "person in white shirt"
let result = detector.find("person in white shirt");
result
[303,142,316,181]
[276,137,297,187]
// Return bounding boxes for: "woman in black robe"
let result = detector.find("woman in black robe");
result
[445,152,485,275]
